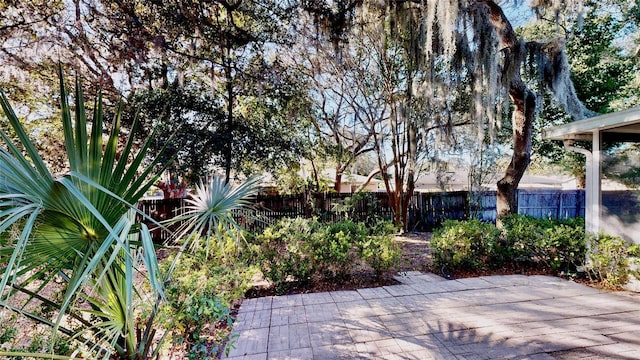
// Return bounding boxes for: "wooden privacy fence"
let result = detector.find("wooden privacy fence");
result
[407,190,585,230]
[138,192,393,242]
[138,189,596,242]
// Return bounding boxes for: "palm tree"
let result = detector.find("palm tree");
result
[0,69,258,359]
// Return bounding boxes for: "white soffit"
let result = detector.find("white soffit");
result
[543,107,640,141]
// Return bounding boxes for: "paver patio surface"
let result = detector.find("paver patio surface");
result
[224,273,640,359]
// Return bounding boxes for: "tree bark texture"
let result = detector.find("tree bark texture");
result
[496,84,536,219]
[483,0,537,221]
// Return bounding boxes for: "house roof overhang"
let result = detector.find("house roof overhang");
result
[543,107,640,142]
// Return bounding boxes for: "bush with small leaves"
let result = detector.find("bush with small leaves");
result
[587,234,640,288]
[255,217,401,290]
[159,237,256,359]
[501,215,586,271]
[358,234,401,277]
[541,223,586,271]
[309,220,369,280]
[178,296,232,360]
[500,215,549,262]
[253,217,316,292]
[431,219,501,271]
[432,216,586,275]
[368,218,399,236]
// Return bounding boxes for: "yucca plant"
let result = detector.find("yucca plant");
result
[0,69,171,359]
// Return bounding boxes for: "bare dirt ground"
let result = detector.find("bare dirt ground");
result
[394,232,432,273]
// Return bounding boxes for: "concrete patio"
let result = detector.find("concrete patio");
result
[224,272,640,359]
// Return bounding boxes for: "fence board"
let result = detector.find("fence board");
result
[517,190,585,220]
[137,198,188,243]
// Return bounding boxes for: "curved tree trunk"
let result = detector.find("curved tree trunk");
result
[496,84,536,220]
[483,0,537,224]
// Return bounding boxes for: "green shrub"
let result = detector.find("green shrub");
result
[158,239,256,358]
[358,234,401,277]
[432,216,586,274]
[166,256,255,308]
[541,223,586,271]
[501,215,586,271]
[175,295,232,360]
[253,217,316,291]
[587,234,639,288]
[309,221,363,280]
[500,215,548,261]
[431,219,501,271]
[254,217,401,290]
[368,219,399,236]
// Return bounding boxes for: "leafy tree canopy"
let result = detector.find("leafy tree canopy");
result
[518,0,640,184]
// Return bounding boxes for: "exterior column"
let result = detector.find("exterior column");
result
[584,150,594,233]
[591,130,602,235]
[563,140,594,233]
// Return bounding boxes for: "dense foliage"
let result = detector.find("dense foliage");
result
[4,0,626,223]
[522,0,640,183]
[432,216,587,274]
[431,219,503,271]
[587,234,640,288]
[0,73,259,359]
[432,215,639,289]
[159,237,257,359]
[251,218,400,294]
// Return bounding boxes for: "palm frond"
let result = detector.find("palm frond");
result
[0,68,170,358]
[74,76,89,169]
[171,176,261,256]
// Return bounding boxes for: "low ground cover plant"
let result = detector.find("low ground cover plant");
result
[158,236,257,359]
[252,217,400,293]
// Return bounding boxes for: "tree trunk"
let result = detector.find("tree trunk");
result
[223,62,233,184]
[483,0,537,224]
[334,167,343,192]
[496,84,536,220]
[223,15,234,185]
[402,119,417,231]
[401,71,417,231]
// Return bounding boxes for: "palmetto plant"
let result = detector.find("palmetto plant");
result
[172,176,261,257]
[0,69,169,358]
[0,70,259,359]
